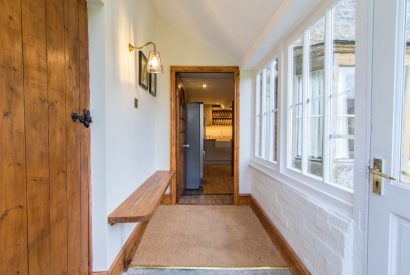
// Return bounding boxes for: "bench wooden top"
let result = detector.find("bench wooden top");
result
[108,170,175,224]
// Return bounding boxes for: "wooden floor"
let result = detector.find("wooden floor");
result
[178,194,233,205]
[179,164,233,205]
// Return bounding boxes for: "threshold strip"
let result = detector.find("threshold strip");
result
[129,266,289,270]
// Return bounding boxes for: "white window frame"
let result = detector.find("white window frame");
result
[250,0,356,211]
[254,72,262,158]
[283,4,354,200]
[251,1,371,272]
[252,57,280,169]
[270,60,280,162]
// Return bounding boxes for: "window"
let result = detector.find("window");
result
[255,73,263,157]
[255,58,279,163]
[290,37,304,170]
[287,0,356,190]
[308,17,325,178]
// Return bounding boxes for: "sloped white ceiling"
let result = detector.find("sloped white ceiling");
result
[153,0,284,64]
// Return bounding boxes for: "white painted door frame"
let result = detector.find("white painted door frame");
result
[352,0,373,274]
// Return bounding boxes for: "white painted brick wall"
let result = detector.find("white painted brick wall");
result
[251,169,353,275]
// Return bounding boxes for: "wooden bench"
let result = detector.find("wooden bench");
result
[108,170,175,225]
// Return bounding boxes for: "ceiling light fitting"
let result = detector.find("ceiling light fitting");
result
[129,42,163,74]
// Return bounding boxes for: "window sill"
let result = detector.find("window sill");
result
[249,160,354,219]
[251,156,278,172]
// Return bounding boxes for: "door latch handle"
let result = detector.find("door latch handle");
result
[72,109,92,128]
[370,158,396,195]
[182,144,190,149]
[369,168,396,181]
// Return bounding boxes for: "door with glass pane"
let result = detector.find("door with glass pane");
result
[368,0,410,274]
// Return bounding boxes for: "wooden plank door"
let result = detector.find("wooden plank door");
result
[0,0,28,274]
[0,0,91,274]
[177,86,187,201]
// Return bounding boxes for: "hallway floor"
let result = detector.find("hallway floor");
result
[130,205,288,273]
[179,165,233,205]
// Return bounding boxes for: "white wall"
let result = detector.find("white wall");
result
[251,169,354,275]
[88,2,108,268]
[88,0,159,271]
[154,17,235,171]
[239,71,253,193]
[88,0,254,270]
[154,18,253,193]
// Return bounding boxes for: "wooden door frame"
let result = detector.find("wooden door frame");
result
[170,66,240,205]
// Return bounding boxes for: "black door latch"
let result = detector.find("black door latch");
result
[71,109,92,128]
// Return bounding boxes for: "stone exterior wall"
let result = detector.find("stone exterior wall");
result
[333,0,356,41]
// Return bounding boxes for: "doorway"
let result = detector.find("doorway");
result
[170,67,240,205]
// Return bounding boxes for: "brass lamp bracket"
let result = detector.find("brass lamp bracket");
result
[128,42,157,52]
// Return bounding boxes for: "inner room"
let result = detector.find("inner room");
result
[177,72,235,205]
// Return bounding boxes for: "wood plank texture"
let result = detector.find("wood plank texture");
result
[1,0,91,273]
[79,0,91,273]
[176,77,186,202]
[108,171,176,224]
[21,0,51,273]
[238,193,251,205]
[161,194,172,205]
[170,70,177,204]
[0,0,28,274]
[177,195,233,205]
[233,69,240,205]
[64,0,82,274]
[182,164,233,195]
[46,0,68,274]
[249,195,311,275]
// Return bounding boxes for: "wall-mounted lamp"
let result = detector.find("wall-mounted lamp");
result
[128,42,163,74]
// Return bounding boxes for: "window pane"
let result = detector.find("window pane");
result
[291,36,304,170]
[273,59,279,161]
[255,72,263,157]
[330,0,356,189]
[268,62,275,161]
[401,0,410,183]
[265,67,272,159]
[260,72,264,157]
[308,17,325,177]
[255,59,280,163]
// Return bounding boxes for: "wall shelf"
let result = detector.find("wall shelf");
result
[212,109,232,125]
[108,170,175,224]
